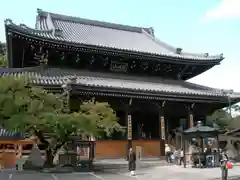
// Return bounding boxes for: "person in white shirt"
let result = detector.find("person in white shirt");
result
[179,148,184,166]
[165,144,171,163]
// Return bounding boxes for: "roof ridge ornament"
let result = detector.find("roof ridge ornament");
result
[176,48,182,54]
[148,27,155,36]
[220,53,224,58]
[204,53,209,57]
[37,8,43,15]
[20,23,28,29]
[53,29,63,37]
[4,19,13,25]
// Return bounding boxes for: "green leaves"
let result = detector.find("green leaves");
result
[0,54,7,67]
[0,42,7,67]
[79,100,121,136]
[0,76,120,153]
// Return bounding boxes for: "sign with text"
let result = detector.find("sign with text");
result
[160,116,165,140]
[127,115,132,140]
[110,61,128,72]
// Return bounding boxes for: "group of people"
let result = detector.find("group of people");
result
[128,144,231,177]
[165,144,184,165]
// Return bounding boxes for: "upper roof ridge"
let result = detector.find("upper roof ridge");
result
[36,8,153,34]
[141,29,224,59]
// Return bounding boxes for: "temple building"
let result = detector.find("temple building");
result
[2,8,240,158]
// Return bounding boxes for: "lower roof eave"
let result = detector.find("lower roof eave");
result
[31,81,238,104]
[70,85,228,103]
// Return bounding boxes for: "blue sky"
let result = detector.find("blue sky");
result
[0,0,239,91]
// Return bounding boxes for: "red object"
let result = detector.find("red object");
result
[226,161,233,169]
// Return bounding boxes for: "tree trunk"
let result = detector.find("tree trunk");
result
[34,130,68,167]
[44,148,54,167]
[43,142,66,167]
[34,130,53,167]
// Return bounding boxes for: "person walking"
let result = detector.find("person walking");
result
[173,149,179,165]
[179,148,184,166]
[128,148,136,176]
[220,150,229,180]
[165,144,171,163]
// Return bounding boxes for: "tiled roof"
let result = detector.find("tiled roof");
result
[184,125,217,134]
[0,66,234,98]
[36,10,224,61]
[0,128,24,139]
[183,124,219,138]
[5,9,223,61]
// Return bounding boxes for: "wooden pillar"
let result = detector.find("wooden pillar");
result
[158,101,165,157]
[188,103,195,128]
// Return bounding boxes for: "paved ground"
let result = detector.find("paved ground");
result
[0,171,137,180]
[1,165,240,180]
[135,165,240,180]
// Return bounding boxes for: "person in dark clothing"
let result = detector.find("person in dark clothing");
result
[128,148,136,176]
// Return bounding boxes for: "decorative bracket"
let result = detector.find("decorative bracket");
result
[184,103,195,111]
[153,101,166,109]
[177,65,188,80]
[128,98,132,106]
[161,101,166,108]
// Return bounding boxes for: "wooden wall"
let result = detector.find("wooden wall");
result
[95,140,165,158]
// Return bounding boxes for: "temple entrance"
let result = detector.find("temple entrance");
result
[132,111,159,140]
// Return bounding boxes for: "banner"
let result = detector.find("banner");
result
[127,115,132,140]
[160,116,165,140]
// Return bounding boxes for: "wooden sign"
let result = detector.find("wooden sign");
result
[110,61,128,72]
[127,115,132,140]
[160,116,165,140]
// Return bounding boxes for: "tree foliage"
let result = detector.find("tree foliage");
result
[0,54,7,67]
[0,41,7,67]
[206,109,230,130]
[206,104,240,130]
[0,41,6,55]
[0,76,120,165]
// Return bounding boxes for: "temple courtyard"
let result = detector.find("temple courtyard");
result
[1,165,240,180]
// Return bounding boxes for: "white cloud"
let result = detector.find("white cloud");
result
[203,0,240,21]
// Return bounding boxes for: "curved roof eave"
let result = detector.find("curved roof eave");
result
[5,20,224,65]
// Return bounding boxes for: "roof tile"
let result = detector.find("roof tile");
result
[0,67,228,97]
[0,128,25,139]
[5,10,223,61]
